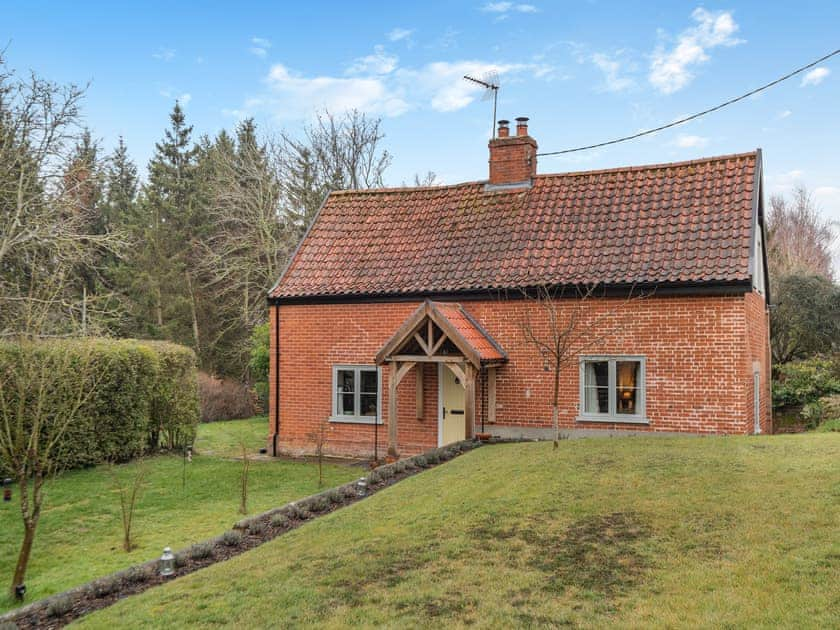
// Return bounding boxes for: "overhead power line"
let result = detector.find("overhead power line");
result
[537,47,840,157]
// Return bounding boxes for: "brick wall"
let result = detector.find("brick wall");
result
[488,135,537,185]
[744,290,773,433]
[269,292,769,458]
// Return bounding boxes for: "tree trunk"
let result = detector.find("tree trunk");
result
[185,271,201,357]
[155,285,163,328]
[11,522,36,597]
[552,360,561,449]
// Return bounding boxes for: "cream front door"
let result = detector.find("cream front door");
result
[439,364,466,446]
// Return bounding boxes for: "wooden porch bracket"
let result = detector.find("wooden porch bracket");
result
[388,360,416,457]
[464,363,476,440]
[488,366,496,425]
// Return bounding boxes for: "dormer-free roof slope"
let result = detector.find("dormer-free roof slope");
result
[270,151,761,300]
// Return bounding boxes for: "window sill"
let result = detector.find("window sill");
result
[575,416,650,425]
[329,416,383,425]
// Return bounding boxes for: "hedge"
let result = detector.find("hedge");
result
[0,338,199,475]
[772,355,840,409]
[143,341,200,450]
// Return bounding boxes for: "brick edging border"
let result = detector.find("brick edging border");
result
[1,438,496,629]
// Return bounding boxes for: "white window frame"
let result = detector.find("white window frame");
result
[330,365,382,424]
[577,355,648,424]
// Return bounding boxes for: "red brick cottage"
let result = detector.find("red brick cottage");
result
[267,118,771,459]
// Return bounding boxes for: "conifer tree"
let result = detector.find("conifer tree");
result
[137,101,202,349]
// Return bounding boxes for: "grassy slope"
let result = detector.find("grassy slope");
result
[75,433,840,629]
[0,418,358,612]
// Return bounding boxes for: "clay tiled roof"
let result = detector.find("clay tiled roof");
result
[270,151,759,299]
[375,300,506,366]
[432,302,506,362]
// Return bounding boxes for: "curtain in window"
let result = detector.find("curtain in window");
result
[584,361,609,413]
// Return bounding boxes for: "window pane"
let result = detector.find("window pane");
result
[616,361,640,415]
[337,369,355,415]
[339,393,355,416]
[584,387,609,413]
[360,370,377,394]
[583,361,609,414]
[584,361,609,387]
[337,369,355,393]
[360,394,377,416]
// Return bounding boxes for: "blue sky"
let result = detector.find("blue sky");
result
[5,1,840,229]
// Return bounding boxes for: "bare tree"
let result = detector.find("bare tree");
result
[403,171,440,188]
[109,461,147,552]
[519,284,648,448]
[308,419,329,488]
[0,55,127,337]
[277,108,392,232]
[0,343,98,597]
[767,186,837,281]
[239,441,251,515]
[195,112,391,377]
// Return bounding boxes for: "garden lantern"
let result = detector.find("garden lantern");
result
[159,547,175,577]
[14,584,25,601]
[356,478,367,497]
[3,478,11,502]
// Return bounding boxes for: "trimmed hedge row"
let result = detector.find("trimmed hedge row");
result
[0,338,199,474]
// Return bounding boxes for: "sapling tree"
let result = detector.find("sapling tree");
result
[518,284,648,449]
[308,419,329,488]
[239,441,251,515]
[109,461,147,551]
[0,343,98,598]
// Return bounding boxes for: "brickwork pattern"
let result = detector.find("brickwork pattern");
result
[269,292,771,457]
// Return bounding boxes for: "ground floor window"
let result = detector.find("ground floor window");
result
[331,365,381,423]
[579,356,646,423]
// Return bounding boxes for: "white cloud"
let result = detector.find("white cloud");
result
[801,66,830,87]
[152,47,176,62]
[672,134,708,148]
[649,8,744,94]
[250,37,272,58]
[387,28,413,42]
[159,88,191,106]
[777,109,792,119]
[346,46,398,76]
[591,52,636,92]
[398,60,546,112]
[767,169,805,194]
[481,2,539,16]
[264,63,409,118]
[239,56,552,121]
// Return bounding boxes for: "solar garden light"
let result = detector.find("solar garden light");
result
[356,478,368,497]
[14,583,25,601]
[3,478,12,502]
[159,547,175,577]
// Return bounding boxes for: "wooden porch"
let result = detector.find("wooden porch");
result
[375,301,507,457]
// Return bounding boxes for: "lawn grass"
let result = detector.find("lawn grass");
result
[0,417,358,612]
[192,414,269,457]
[75,433,839,629]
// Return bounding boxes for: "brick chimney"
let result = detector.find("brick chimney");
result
[488,116,537,186]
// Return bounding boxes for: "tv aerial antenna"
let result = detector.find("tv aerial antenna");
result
[463,71,500,138]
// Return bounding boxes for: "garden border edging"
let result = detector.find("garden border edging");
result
[0,438,488,629]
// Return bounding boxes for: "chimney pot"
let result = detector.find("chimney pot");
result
[488,117,537,186]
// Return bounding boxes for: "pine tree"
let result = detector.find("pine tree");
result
[136,101,202,349]
[103,136,139,230]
